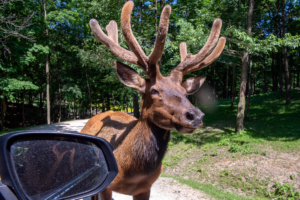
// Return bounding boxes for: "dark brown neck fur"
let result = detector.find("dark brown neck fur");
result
[131,116,170,176]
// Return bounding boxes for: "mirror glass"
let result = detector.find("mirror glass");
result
[10,136,109,200]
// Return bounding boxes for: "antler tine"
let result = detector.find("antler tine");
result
[89,19,138,65]
[148,5,171,65]
[121,1,148,70]
[180,42,187,62]
[183,37,226,75]
[175,18,223,71]
[106,20,118,44]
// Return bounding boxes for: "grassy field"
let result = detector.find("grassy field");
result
[163,88,300,200]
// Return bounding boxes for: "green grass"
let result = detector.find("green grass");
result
[162,173,259,200]
[170,89,300,152]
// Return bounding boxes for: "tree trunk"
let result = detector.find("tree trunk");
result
[282,0,290,104]
[278,52,284,95]
[102,94,105,112]
[22,89,25,127]
[245,59,253,119]
[46,56,50,124]
[16,91,19,105]
[290,56,293,88]
[44,0,50,124]
[50,89,55,124]
[297,71,299,87]
[154,0,157,32]
[29,90,33,107]
[73,101,76,120]
[67,103,70,119]
[226,65,229,98]
[236,52,249,132]
[263,64,268,93]
[85,66,93,117]
[0,90,6,131]
[133,92,140,118]
[112,94,115,111]
[236,0,254,133]
[106,92,110,111]
[63,100,66,119]
[58,85,61,123]
[96,103,97,115]
[252,65,257,94]
[230,65,237,110]
[271,54,278,91]
[160,0,165,11]
[39,87,43,110]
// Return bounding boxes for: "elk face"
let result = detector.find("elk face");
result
[145,76,206,134]
[90,1,226,133]
[116,62,206,134]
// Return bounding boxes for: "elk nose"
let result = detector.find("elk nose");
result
[185,109,205,127]
[185,111,195,121]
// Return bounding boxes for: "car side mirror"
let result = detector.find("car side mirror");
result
[0,131,118,200]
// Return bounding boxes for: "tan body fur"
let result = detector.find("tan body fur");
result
[81,111,167,199]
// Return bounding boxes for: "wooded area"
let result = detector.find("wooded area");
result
[0,0,299,132]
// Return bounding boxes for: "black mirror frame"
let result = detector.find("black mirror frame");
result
[0,130,118,200]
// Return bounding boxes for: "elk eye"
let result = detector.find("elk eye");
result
[150,89,159,95]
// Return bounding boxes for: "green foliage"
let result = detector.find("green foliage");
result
[0,78,38,92]
[218,139,230,146]
[229,143,243,153]
[220,169,231,177]
[290,174,295,180]
[274,183,300,199]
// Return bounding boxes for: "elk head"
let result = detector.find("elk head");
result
[89,1,226,134]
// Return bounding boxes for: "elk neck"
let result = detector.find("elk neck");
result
[130,113,170,175]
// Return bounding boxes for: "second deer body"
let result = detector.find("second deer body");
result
[81,1,226,199]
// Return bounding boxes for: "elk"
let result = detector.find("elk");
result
[81,1,226,199]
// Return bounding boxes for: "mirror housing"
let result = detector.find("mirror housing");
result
[0,131,118,200]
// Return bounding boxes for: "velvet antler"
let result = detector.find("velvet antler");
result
[90,2,224,79]
[89,1,171,78]
[89,19,139,65]
[173,19,226,76]
[148,5,171,65]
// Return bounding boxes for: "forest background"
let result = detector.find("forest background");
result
[0,0,299,133]
[1,0,300,199]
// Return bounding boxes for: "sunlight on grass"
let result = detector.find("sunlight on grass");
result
[162,174,257,200]
[190,89,300,152]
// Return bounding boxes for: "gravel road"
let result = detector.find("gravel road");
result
[28,119,211,200]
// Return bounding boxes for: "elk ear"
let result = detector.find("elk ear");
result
[115,61,146,93]
[182,76,206,95]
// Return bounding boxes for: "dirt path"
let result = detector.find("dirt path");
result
[28,119,211,200]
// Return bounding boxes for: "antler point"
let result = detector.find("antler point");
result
[164,5,172,11]
[90,19,97,26]
[215,18,222,22]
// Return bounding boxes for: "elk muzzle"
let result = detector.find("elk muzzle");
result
[185,108,205,128]
[173,107,205,134]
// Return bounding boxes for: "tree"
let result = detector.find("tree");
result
[235,0,255,133]
[282,0,291,104]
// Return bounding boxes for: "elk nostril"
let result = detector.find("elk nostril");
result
[186,112,194,121]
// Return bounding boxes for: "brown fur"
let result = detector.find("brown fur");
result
[85,1,225,199]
